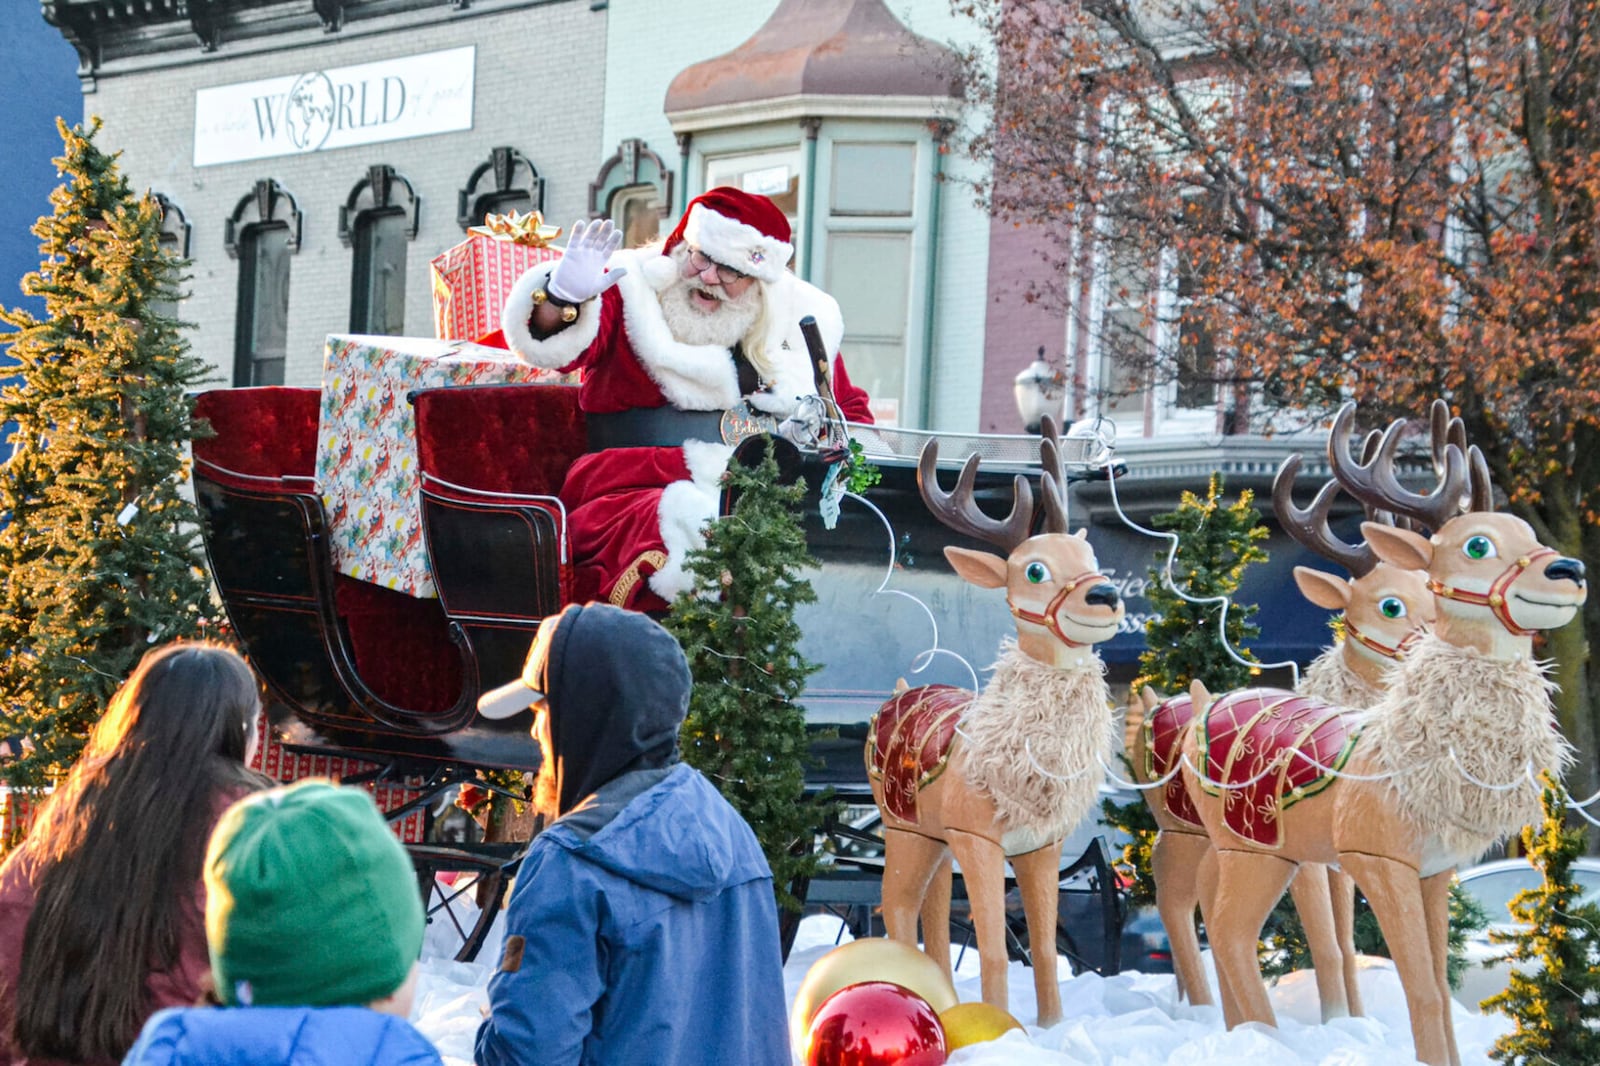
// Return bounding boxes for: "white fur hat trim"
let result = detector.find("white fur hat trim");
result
[682,204,793,285]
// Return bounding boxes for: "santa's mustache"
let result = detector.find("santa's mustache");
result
[688,284,726,303]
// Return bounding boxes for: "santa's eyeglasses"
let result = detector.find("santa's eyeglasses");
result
[686,247,750,286]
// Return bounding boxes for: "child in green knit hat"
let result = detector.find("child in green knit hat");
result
[124,780,443,1065]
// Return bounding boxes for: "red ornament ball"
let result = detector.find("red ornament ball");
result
[803,980,948,1066]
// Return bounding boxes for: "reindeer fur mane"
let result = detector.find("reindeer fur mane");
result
[1363,633,1569,859]
[959,641,1115,841]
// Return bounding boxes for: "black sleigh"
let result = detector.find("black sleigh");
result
[192,382,1129,971]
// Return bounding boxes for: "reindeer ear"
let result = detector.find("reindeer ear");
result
[944,546,1009,589]
[1293,566,1352,611]
[1074,527,1089,540]
[1139,685,1161,711]
[1189,677,1212,710]
[1361,521,1433,571]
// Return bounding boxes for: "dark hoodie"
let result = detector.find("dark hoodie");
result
[474,605,789,1066]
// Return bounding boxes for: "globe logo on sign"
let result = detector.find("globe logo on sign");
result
[284,72,335,152]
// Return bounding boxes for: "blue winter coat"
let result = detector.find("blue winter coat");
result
[122,1005,443,1066]
[473,762,790,1066]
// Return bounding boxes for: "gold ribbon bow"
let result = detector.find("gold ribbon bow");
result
[467,210,563,248]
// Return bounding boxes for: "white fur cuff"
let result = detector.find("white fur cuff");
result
[649,478,720,601]
[500,265,602,369]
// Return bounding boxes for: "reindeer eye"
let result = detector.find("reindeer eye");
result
[1379,597,1405,619]
[1463,535,1496,561]
[1025,562,1051,584]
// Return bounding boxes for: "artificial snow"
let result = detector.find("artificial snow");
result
[411,909,1512,1065]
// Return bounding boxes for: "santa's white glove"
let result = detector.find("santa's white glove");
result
[547,218,627,304]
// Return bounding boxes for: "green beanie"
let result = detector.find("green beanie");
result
[204,780,424,1007]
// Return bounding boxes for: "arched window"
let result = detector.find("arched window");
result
[225,180,302,387]
[340,165,420,336]
[590,139,674,249]
[150,193,190,323]
[234,224,291,386]
[457,146,544,230]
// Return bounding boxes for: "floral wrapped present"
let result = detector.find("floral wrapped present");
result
[316,334,561,598]
[430,210,563,344]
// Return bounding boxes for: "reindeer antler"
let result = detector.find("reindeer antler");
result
[918,440,1035,552]
[1272,454,1377,577]
[1427,399,1495,514]
[1038,414,1071,534]
[1328,402,1467,533]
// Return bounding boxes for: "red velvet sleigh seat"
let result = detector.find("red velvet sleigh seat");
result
[191,387,478,742]
[409,383,586,693]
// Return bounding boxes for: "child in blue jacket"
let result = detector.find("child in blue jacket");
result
[123,780,442,1066]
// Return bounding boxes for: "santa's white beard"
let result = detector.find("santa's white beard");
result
[657,275,762,349]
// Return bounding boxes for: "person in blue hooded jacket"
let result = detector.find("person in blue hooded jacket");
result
[122,781,442,1066]
[473,602,789,1066]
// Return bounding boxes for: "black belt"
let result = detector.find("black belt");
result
[585,408,725,451]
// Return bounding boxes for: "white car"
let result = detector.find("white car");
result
[1452,857,1600,1011]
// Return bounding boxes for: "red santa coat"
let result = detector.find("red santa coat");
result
[501,247,847,610]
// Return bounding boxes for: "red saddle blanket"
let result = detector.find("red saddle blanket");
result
[867,685,970,825]
[1144,693,1202,830]
[1195,688,1359,848]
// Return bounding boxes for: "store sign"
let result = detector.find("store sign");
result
[193,46,475,167]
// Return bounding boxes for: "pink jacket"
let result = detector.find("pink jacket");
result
[0,789,249,1066]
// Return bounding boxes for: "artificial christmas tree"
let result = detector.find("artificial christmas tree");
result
[665,440,831,912]
[0,119,217,792]
[1484,776,1600,1065]
[1103,474,1267,902]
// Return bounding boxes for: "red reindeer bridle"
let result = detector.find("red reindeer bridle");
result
[1427,548,1558,638]
[1008,570,1110,649]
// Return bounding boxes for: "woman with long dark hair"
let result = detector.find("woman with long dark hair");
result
[0,642,271,1065]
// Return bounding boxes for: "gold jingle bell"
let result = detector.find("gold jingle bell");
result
[938,1001,1025,1050]
[789,937,959,1059]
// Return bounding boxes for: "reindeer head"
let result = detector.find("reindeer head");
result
[1273,439,1435,677]
[1328,402,1587,656]
[919,417,1125,666]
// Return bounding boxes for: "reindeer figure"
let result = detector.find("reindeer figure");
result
[1180,403,1586,1066]
[866,417,1124,1026]
[1128,438,1438,1019]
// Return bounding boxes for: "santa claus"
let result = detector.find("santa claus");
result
[500,187,873,611]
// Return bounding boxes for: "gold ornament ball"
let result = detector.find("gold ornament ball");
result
[938,1002,1024,1050]
[790,938,958,1059]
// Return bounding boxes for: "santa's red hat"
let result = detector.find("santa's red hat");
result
[658,187,794,285]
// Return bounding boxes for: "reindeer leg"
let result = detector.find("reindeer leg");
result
[945,829,1011,1017]
[1421,869,1461,1066]
[1209,849,1295,1029]
[1196,846,1234,1015]
[1152,830,1213,1006]
[1339,853,1450,1066]
[882,829,948,955]
[1288,862,1350,1021]
[1012,839,1066,1027]
[1329,865,1364,1017]
[919,853,955,988]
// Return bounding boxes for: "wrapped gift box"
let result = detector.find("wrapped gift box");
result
[316,334,561,598]
[250,716,427,844]
[431,211,563,343]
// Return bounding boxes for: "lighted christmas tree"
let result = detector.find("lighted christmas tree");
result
[0,119,217,791]
[665,440,829,912]
[1102,474,1267,904]
[1484,776,1600,1065]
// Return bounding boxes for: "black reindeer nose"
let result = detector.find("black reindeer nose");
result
[1544,557,1586,585]
[1085,583,1121,608]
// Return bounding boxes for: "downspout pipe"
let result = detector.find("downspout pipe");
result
[800,117,821,283]
[917,122,951,428]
